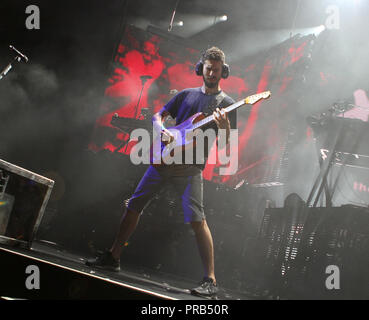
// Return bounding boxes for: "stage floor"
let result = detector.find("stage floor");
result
[0,241,256,300]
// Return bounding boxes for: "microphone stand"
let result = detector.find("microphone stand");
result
[133,76,150,120]
[115,76,150,154]
[0,55,22,81]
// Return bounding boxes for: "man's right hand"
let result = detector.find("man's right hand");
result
[161,128,174,144]
[152,109,175,144]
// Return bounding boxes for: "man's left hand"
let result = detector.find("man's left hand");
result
[213,107,230,130]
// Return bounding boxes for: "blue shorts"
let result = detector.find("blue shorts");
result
[126,165,205,223]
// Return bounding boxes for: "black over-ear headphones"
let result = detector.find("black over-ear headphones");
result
[195,60,230,79]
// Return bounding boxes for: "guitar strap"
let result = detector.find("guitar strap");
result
[215,91,227,109]
[204,91,227,116]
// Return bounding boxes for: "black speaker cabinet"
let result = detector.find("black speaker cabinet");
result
[0,159,54,248]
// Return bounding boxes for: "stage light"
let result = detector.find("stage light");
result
[313,25,326,36]
[172,20,184,27]
[157,13,229,38]
[219,15,228,22]
[289,24,326,38]
[214,15,228,24]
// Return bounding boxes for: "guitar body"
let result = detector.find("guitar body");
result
[148,90,271,166]
[150,112,205,165]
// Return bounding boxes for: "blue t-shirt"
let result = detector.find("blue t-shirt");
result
[163,87,237,169]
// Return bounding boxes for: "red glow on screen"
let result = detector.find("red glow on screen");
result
[90,26,314,186]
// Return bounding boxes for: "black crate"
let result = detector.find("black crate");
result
[0,159,54,248]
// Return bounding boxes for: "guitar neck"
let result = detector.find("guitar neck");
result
[192,99,246,130]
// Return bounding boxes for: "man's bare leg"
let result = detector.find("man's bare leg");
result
[190,219,216,284]
[110,208,141,261]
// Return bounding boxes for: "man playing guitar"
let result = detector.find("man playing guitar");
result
[87,47,237,297]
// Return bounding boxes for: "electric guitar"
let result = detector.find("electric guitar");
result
[150,91,271,165]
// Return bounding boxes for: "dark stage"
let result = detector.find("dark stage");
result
[0,241,256,300]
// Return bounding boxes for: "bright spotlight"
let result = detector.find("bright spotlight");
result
[314,24,326,36]
[293,24,327,38]
[219,15,228,22]
[173,20,184,27]
[214,15,228,24]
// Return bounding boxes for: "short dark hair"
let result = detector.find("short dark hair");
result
[201,47,225,64]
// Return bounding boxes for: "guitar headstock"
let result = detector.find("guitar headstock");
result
[244,91,271,105]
